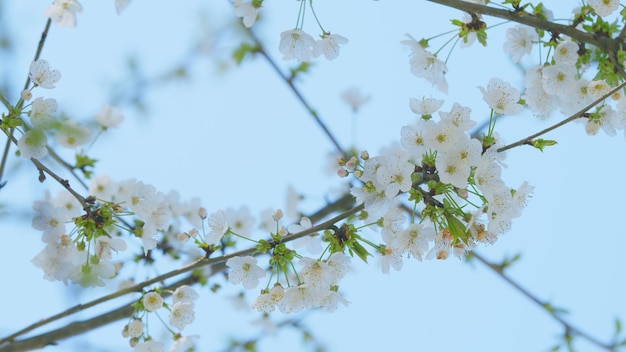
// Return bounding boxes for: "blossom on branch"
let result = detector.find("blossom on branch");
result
[226,255,266,289]
[233,0,259,28]
[29,60,61,89]
[478,78,523,115]
[313,33,349,60]
[401,35,448,93]
[279,29,316,62]
[44,0,83,27]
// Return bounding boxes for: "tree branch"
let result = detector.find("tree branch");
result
[0,201,364,350]
[471,252,614,350]
[426,0,611,51]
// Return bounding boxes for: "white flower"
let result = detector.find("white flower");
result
[29,60,61,89]
[94,236,127,260]
[393,223,435,260]
[587,80,611,100]
[30,97,58,129]
[503,25,537,63]
[252,292,276,313]
[170,335,199,352]
[18,128,48,160]
[288,217,322,254]
[401,35,448,93]
[277,285,315,314]
[142,292,164,312]
[436,136,482,189]
[522,84,556,120]
[233,0,258,28]
[319,290,350,312]
[225,255,266,289]
[423,120,465,153]
[31,235,79,284]
[32,202,69,243]
[173,285,199,304]
[375,156,415,199]
[400,119,435,161]
[279,29,316,62]
[95,104,124,128]
[541,63,577,96]
[350,185,390,219]
[226,206,255,236]
[438,102,476,131]
[409,97,444,116]
[588,0,619,17]
[55,119,91,148]
[89,174,117,201]
[426,230,453,260]
[378,246,403,274]
[478,78,523,115]
[553,41,579,65]
[123,319,143,338]
[299,257,335,290]
[205,209,229,243]
[134,340,165,352]
[586,105,617,136]
[169,301,195,331]
[474,152,506,201]
[381,207,407,244]
[313,33,349,60]
[44,0,83,27]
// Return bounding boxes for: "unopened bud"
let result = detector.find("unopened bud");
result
[272,209,283,221]
[21,90,32,101]
[197,207,207,219]
[337,168,349,178]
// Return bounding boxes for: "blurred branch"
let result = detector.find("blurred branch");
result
[471,252,615,351]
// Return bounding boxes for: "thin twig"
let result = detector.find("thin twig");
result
[471,252,613,350]
[498,81,626,152]
[246,28,347,158]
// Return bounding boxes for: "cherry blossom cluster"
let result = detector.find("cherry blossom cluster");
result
[15,59,124,162]
[341,95,533,268]
[31,176,203,287]
[416,1,626,137]
[176,207,353,314]
[124,285,199,352]
[503,3,626,134]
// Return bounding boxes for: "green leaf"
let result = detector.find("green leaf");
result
[531,138,558,152]
[444,211,470,243]
[349,240,371,263]
[232,43,258,64]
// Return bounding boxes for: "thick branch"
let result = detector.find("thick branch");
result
[427,0,611,51]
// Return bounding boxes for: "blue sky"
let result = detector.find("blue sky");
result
[1,1,625,351]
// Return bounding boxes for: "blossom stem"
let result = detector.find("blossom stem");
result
[308,0,327,34]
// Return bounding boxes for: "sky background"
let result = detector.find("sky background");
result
[1,1,626,351]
